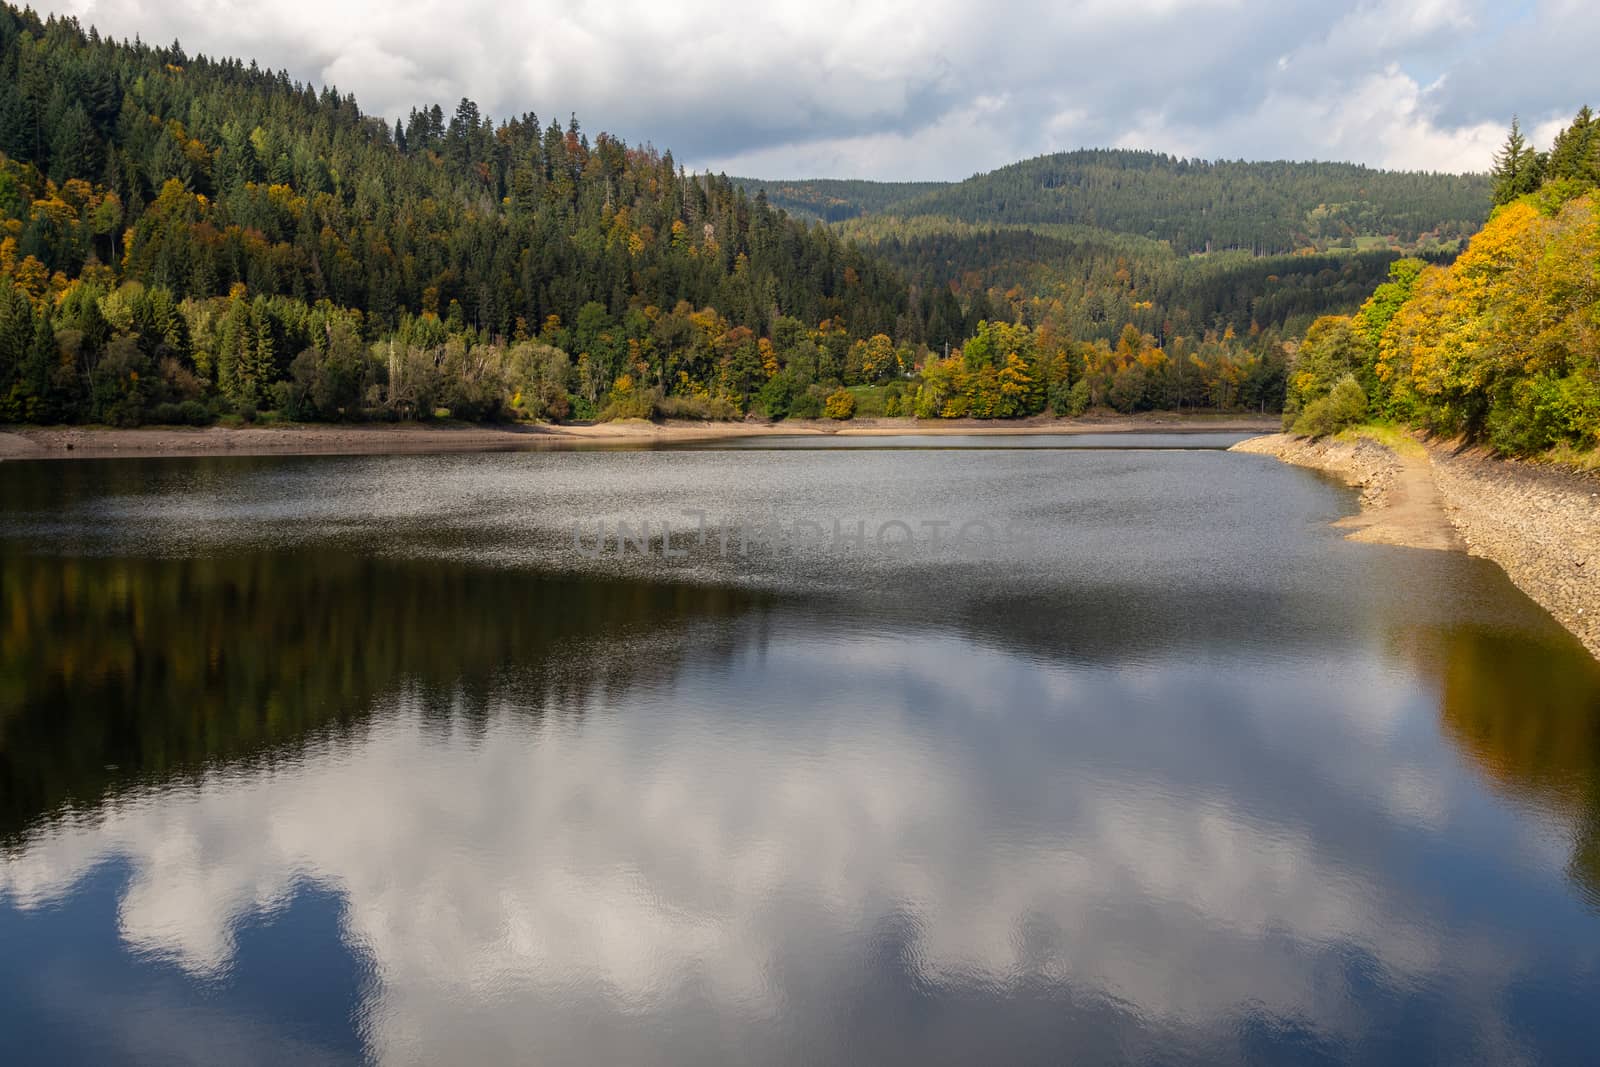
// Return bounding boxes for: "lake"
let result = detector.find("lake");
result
[2,434,1598,1065]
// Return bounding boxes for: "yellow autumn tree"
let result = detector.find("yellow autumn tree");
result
[1377,194,1600,451]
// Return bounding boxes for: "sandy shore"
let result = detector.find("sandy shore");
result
[0,414,1278,461]
[1235,431,1600,659]
[1232,432,1462,552]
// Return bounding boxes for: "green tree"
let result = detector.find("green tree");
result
[1285,316,1366,428]
[47,103,98,184]
[1547,106,1597,184]
[1294,373,1367,437]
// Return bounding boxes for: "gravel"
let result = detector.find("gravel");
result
[1429,445,1600,658]
[1235,432,1600,660]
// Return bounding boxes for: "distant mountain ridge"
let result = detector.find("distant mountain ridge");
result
[737,178,945,224]
[733,148,1493,350]
[737,148,1493,256]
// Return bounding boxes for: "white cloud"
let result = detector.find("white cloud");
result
[42,0,1591,178]
[1115,67,1508,172]
[700,96,1020,182]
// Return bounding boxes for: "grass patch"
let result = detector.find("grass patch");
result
[843,384,909,419]
[1540,440,1600,474]
[1337,421,1426,457]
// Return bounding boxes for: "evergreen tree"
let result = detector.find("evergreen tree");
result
[1547,105,1597,183]
[217,295,250,404]
[20,306,56,420]
[1492,117,1533,205]
[0,279,32,398]
[47,103,98,184]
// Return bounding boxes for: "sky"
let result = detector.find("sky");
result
[42,0,1599,181]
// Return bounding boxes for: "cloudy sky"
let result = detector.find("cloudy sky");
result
[44,0,1598,180]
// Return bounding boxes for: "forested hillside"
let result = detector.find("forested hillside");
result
[745,152,1487,364]
[888,151,1490,254]
[1281,109,1599,457]
[744,151,1491,255]
[729,178,944,224]
[0,2,1509,430]
[0,4,910,425]
[860,224,1444,351]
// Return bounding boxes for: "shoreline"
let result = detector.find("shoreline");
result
[0,413,1278,462]
[1233,431,1600,660]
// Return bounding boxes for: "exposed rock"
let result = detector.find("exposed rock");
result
[1429,445,1600,660]
[1234,432,1600,660]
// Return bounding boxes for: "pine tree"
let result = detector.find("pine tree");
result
[1548,105,1597,183]
[0,279,33,396]
[19,306,57,420]
[249,308,276,396]
[447,98,479,167]
[48,103,98,183]
[269,152,294,186]
[217,296,249,404]
[0,80,37,160]
[1491,117,1535,205]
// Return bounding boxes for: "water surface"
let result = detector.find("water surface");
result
[2,436,1598,1065]
[673,430,1256,449]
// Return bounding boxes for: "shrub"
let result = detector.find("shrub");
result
[652,394,689,419]
[1061,379,1091,417]
[654,393,742,420]
[269,380,297,417]
[1293,373,1367,437]
[598,387,656,421]
[823,388,856,420]
[790,390,823,420]
[178,399,212,426]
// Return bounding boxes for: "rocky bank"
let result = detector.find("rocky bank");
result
[1234,432,1600,659]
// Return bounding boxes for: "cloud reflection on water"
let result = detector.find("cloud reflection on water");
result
[4,624,1590,1064]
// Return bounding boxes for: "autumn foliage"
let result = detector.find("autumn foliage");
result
[1377,195,1600,453]
[1279,107,1600,455]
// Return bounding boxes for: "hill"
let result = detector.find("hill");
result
[739,151,1491,354]
[740,150,1491,255]
[729,178,944,224]
[876,150,1491,255]
[0,3,910,425]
